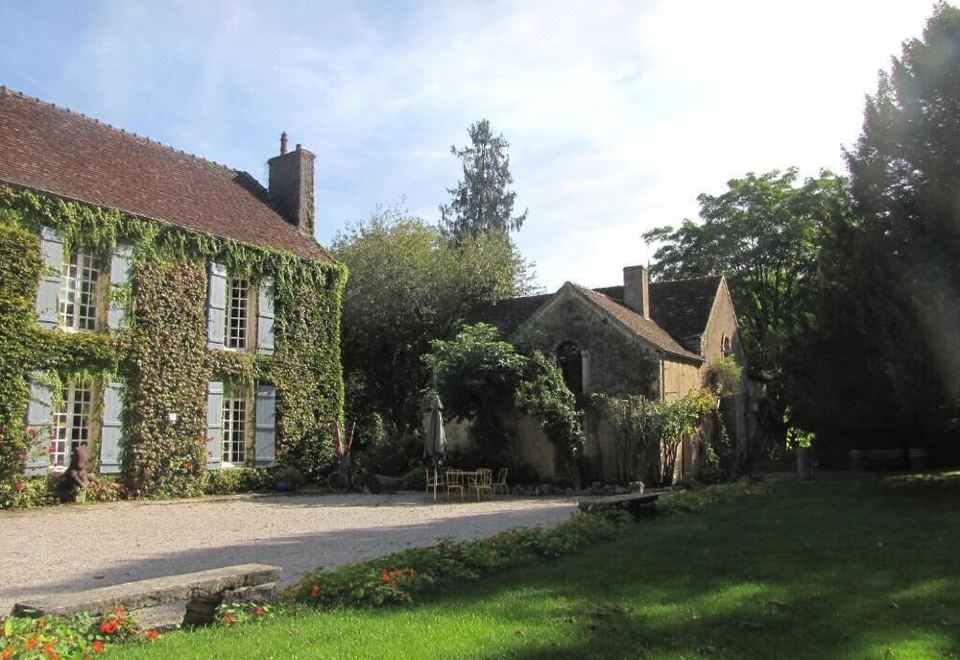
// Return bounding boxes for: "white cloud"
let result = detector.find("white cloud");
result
[2,0,934,290]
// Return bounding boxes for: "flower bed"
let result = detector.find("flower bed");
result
[285,509,634,609]
[0,607,158,659]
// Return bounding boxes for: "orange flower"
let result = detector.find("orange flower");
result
[144,630,160,640]
[1,647,13,660]
[25,635,39,649]
[92,640,105,653]
[223,614,236,625]
[99,619,119,635]
[381,570,391,583]
[254,607,266,617]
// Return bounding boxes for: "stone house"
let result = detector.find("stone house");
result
[471,265,752,483]
[0,88,343,489]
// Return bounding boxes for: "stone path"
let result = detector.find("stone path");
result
[0,492,576,615]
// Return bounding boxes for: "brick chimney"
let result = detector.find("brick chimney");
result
[623,265,650,319]
[268,134,315,237]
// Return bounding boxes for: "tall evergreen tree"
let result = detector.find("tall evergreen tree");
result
[440,119,528,239]
[794,3,960,447]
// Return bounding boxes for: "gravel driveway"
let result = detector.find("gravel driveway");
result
[0,493,576,614]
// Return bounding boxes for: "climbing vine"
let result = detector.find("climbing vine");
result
[0,183,345,497]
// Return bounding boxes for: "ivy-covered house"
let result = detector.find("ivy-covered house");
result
[0,88,345,497]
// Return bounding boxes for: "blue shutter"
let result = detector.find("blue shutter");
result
[99,381,123,474]
[206,381,224,469]
[254,384,276,467]
[24,377,52,475]
[256,277,275,355]
[35,227,63,329]
[107,245,133,330]
[207,262,227,350]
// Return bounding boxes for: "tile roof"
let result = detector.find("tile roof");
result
[570,284,702,362]
[595,275,723,341]
[469,293,553,337]
[0,88,332,262]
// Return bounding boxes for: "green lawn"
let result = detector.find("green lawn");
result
[114,473,960,659]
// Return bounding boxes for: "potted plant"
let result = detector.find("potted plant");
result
[275,465,304,492]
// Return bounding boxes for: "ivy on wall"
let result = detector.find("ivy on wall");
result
[124,261,208,497]
[0,183,346,495]
[0,218,42,480]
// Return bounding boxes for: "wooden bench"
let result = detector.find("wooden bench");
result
[850,449,906,471]
[578,493,659,520]
[13,563,281,627]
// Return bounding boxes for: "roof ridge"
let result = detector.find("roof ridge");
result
[0,85,239,174]
[650,274,724,285]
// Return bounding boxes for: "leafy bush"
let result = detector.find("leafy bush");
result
[202,468,275,495]
[0,606,155,658]
[214,602,275,627]
[285,509,633,609]
[0,476,56,510]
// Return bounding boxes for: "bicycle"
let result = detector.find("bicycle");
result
[326,455,363,493]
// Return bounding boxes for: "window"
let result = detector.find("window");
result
[221,391,247,464]
[225,277,250,349]
[50,382,94,466]
[59,251,99,330]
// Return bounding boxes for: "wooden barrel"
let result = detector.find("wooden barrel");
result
[849,449,864,472]
[908,448,928,471]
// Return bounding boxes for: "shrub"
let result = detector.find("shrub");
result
[0,606,152,658]
[285,509,633,609]
[0,476,56,509]
[202,468,275,495]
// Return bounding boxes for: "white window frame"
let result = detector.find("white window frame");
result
[224,277,251,349]
[221,391,248,465]
[50,381,94,466]
[59,250,99,331]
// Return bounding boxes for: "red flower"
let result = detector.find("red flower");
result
[25,635,39,649]
[99,619,119,635]
[309,585,321,599]
[1,646,14,660]
[14,482,23,492]
[223,614,236,625]
[92,640,105,653]
[254,606,265,617]
[186,460,195,470]
[144,630,160,640]
[46,445,55,454]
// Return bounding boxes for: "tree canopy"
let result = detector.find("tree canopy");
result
[644,169,851,381]
[440,119,528,240]
[332,207,526,434]
[791,3,960,444]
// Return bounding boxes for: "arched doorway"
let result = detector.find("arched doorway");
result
[556,341,584,398]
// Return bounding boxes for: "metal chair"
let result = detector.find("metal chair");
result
[444,469,465,501]
[425,467,442,500]
[492,467,509,496]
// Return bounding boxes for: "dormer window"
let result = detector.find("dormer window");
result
[59,250,99,331]
[225,277,251,349]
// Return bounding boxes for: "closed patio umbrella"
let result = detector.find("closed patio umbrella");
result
[423,395,446,499]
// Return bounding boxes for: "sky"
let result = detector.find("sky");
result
[0,0,936,291]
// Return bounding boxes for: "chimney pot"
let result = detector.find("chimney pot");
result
[280,132,288,155]
[296,143,302,151]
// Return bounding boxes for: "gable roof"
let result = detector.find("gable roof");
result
[0,88,332,262]
[475,275,724,363]
[595,275,723,341]
[569,284,702,362]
